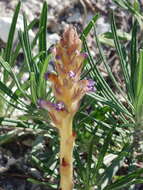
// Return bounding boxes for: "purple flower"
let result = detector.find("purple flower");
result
[38,99,65,112]
[49,60,55,66]
[37,99,49,109]
[38,99,57,109]
[81,52,88,59]
[88,80,95,87]
[55,102,65,111]
[87,80,96,92]
[68,70,76,78]
[55,55,61,60]
[45,72,50,80]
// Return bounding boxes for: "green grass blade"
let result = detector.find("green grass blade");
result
[0,93,27,111]
[131,20,138,99]
[27,178,57,189]
[112,0,128,9]
[0,56,28,98]
[4,1,21,63]
[18,30,31,72]
[94,26,133,111]
[80,13,99,40]
[97,143,131,189]
[37,55,51,98]
[134,49,143,97]
[74,148,86,183]
[111,13,133,101]
[39,1,48,63]
[134,50,143,121]
[0,81,18,101]
[3,1,21,82]
[83,37,132,119]
[85,136,97,188]
[104,168,143,190]
[93,127,115,180]
[113,0,143,28]
[30,72,37,104]
[11,18,38,67]
[18,14,38,75]
[23,14,36,73]
[81,58,102,79]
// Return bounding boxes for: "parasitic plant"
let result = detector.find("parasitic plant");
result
[38,26,95,190]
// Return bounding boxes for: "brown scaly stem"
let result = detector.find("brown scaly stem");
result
[59,118,75,190]
[38,26,95,189]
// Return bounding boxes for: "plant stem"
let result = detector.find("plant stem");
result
[59,118,75,190]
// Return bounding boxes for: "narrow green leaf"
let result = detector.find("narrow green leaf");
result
[131,20,138,99]
[85,136,96,187]
[0,93,27,111]
[27,178,57,189]
[4,1,21,63]
[111,13,133,102]
[39,1,48,63]
[11,19,38,67]
[134,49,143,97]
[0,81,18,101]
[104,168,143,190]
[93,127,115,180]
[133,0,140,12]
[30,72,37,104]
[94,25,133,111]
[0,129,19,145]
[112,0,128,9]
[83,38,132,119]
[0,56,28,98]
[97,144,131,189]
[37,55,51,98]
[80,14,99,40]
[74,148,86,182]
[134,52,143,121]
[113,0,143,28]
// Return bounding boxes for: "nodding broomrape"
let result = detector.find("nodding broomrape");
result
[38,26,95,190]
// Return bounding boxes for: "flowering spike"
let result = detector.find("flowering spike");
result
[38,26,96,190]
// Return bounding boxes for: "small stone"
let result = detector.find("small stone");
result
[0,16,34,44]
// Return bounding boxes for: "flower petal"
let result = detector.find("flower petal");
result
[37,99,53,110]
[68,70,76,78]
[55,102,65,111]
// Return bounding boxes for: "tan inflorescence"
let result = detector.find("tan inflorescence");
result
[38,26,95,190]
